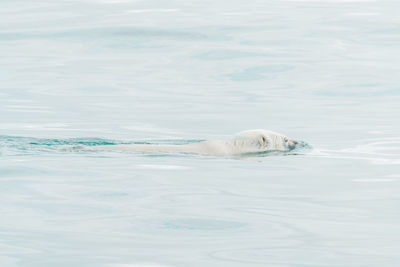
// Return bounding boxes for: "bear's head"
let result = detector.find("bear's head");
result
[232,129,298,152]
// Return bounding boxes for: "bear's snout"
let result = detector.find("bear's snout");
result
[287,140,299,150]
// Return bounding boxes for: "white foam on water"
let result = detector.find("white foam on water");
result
[108,263,173,267]
[137,164,190,170]
[352,179,398,183]
[126,9,180,13]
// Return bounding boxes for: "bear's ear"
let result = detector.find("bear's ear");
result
[258,134,268,147]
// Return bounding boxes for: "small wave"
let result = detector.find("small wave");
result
[308,138,400,165]
[0,135,203,156]
[0,136,124,156]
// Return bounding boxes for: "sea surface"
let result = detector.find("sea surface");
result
[1,0,400,266]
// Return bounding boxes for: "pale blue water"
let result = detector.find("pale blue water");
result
[1,0,400,266]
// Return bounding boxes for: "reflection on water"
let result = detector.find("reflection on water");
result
[1,0,400,266]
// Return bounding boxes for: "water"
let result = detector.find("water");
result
[1,0,400,266]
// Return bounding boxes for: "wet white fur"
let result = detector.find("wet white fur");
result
[97,129,298,155]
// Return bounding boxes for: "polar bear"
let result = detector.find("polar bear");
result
[96,129,300,155]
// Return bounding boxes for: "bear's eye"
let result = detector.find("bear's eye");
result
[284,137,288,142]
[261,136,268,146]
